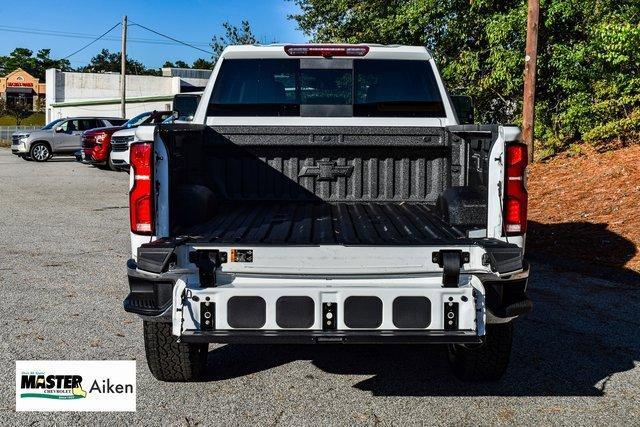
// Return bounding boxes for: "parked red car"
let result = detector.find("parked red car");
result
[81,110,172,170]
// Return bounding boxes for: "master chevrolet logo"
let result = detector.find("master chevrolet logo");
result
[298,161,354,181]
[16,361,136,411]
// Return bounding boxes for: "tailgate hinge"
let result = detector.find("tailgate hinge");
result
[189,250,227,288]
[432,250,470,288]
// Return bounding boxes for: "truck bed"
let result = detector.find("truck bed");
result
[182,201,465,245]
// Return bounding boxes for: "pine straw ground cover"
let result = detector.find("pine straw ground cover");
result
[527,143,640,272]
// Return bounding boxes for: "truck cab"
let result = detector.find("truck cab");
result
[124,44,531,382]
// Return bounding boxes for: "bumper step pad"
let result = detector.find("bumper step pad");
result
[179,329,482,344]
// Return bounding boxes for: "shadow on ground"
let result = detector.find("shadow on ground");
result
[48,157,77,163]
[201,221,640,396]
[527,220,638,275]
[17,156,77,163]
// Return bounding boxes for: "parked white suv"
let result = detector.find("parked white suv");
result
[110,111,172,170]
[111,94,200,171]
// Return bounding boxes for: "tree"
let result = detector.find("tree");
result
[289,0,640,154]
[0,48,70,79]
[211,20,257,61]
[34,49,72,77]
[162,58,215,70]
[80,49,160,76]
[192,58,214,69]
[162,22,257,71]
[0,95,33,125]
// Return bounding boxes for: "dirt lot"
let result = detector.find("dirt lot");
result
[0,149,639,425]
[528,144,640,271]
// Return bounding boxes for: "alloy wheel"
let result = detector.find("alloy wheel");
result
[32,145,50,161]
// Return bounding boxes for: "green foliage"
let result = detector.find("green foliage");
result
[79,49,160,75]
[211,20,258,61]
[163,21,258,69]
[290,0,640,151]
[0,96,34,125]
[162,58,215,70]
[0,112,45,126]
[0,48,71,79]
[191,58,215,70]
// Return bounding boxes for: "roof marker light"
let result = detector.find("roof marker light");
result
[284,45,369,57]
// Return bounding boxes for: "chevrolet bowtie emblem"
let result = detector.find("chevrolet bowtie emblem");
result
[299,161,354,181]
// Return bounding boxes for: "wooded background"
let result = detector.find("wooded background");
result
[2,2,638,156]
[290,0,640,156]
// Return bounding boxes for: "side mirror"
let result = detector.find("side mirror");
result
[172,110,180,120]
[54,126,63,133]
[451,95,474,125]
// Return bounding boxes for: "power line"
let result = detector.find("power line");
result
[128,20,214,56]
[0,20,215,66]
[61,22,121,60]
[0,25,212,47]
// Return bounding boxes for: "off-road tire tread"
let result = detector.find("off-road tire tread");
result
[448,322,513,381]
[143,321,208,382]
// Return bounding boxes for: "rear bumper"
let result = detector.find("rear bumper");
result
[123,262,174,317]
[168,274,486,343]
[180,329,482,344]
[124,244,531,344]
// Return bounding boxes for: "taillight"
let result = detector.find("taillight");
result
[504,142,528,235]
[284,45,369,57]
[129,142,154,235]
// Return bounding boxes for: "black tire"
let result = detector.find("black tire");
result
[143,321,208,382]
[30,142,51,162]
[448,322,513,381]
[21,155,33,161]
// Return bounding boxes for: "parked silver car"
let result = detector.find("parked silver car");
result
[11,117,126,161]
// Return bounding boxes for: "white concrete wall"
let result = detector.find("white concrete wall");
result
[48,100,174,121]
[53,71,174,102]
[45,68,58,122]
[45,69,207,122]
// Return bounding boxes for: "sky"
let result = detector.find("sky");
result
[0,0,307,69]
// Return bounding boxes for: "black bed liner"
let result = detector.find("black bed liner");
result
[183,201,465,245]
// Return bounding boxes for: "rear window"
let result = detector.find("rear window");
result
[174,95,201,120]
[208,59,444,117]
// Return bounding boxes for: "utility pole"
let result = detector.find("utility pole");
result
[120,15,127,119]
[522,0,539,163]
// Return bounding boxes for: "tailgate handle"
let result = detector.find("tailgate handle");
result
[432,250,469,288]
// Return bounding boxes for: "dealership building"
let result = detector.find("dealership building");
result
[0,68,46,110]
[45,67,211,122]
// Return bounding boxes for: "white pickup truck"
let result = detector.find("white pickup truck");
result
[123,44,532,382]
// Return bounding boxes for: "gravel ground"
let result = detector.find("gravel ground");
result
[0,148,638,425]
